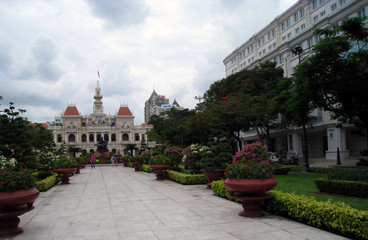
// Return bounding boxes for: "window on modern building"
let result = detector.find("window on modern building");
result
[259,52,262,56]
[248,59,251,63]
[320,10,326,17]
[68,134,76,142]
[135,133,140,141]
[279,55,284,64]
[315,35,320,44]
[247,47,250,54]
[282,36,286,41]
[262,36,265,44]
[269,45,272,50]
[268,32,271,40]
[339,0,346,6]
[273,57,278,64]
[294,12,299,22]
[287,32,291,38]
[331,3,337,11]
[272,29,275,37]
[295,27,299,34]
[258,40,261,46]
[82,134,87,142]
[301,24,306,30]
[273,42,276,48]
[313,0,318,9]
[314,15,319,23]
[104,134,109,142]
[286,18,290,27]
[251,45,253,52]
[263,49,266,54]
[320,0,325,5]
[57,134,62,143]
[251,56,254,61]
[111,134,116,142]
[282,22,285,30]
[300,8,305,17]
[89,134,94,142]
[308,38,314,48]
[358,8,366,19]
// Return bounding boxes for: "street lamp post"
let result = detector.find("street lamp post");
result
[291,46,310,172]
[194,95,203,104]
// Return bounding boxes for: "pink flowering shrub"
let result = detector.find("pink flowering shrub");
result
[226,142,273,179]
[164,146,184,167]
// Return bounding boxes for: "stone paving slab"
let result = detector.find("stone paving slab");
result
[3,166,350,240]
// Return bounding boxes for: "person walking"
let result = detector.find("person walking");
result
[111,155,115,167]
[90,155,96,168]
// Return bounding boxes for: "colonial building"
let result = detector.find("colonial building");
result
[144,90,183,123]
[49,81,154,155]
[223,0,367,160]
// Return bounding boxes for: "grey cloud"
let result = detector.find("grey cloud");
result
[86,0,150,28]
[0,44,11,71]
[31,37,62,81]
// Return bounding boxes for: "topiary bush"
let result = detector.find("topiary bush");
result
[34,173,60,192]
[314,179,368,198]
[166,170,207,185]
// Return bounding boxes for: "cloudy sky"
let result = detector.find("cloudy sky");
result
[0,0,297,125]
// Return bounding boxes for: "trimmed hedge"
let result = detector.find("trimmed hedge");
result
[34,173,60,192]
[166,170,207,185]
[315,179,368,198]
[211,180,368,240]
[141,164,151,173]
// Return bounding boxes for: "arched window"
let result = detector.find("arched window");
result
[68,134,76,142]
[135,133,140,141]
[89,134,94,142]
[111,134,116,142]
[57,134,62,143]
[104,134,109,142]
[97,134,102,142]
[122,133,129,141]
[82,134,87,142]
[82,149,87,155]
[90,149,94,154]
[112,149,116,154]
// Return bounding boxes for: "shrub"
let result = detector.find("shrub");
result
[149,155,171,165]
[34,173,60,192]
[141,164,151,173]
[314,179,368,198]
[327,169,368,182]
[211,180,368,240]
[273,167,291,175]
[166,170,207,185]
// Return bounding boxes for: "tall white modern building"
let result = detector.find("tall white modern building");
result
[223,0,367,160]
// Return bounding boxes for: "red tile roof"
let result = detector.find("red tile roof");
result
[141,123,153,127]
[64,106,80,116]
[117,106,133,116]
[29,123,49,128]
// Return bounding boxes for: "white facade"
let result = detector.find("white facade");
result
[224,0,367,160]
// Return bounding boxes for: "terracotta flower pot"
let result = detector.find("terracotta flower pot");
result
[149,165,170,180]
[53,168,77,184]
[130,162,142,171]
[203,169,226,189]
[0,187,40,235]
[224,178,277,217]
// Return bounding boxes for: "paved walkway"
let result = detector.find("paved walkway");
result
[5,166,350,240]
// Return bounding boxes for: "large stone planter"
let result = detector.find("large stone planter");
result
[203,169,226,189]
[130,162,142,171]
[0,187,40,236]
[53,168,77,184]
[149,165,170,180]
[224,178,277,217]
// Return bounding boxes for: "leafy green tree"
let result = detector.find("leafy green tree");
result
[293,17,368,147]
[124,143,138,156]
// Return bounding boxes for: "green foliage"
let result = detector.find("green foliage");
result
[315,179,368,198]
[149,154,171,165]
[141,164,151,173]
[164,145,184,167]
[272,167,291,175]
[34,173,60,192]
[226,142,273,179]
[53,156,77,168]
[132,154,143,163]
[327,169,368,181]
[166,170,207,185]
[0,157,35,192]
[212,180,368,240]
[182,144,211,171]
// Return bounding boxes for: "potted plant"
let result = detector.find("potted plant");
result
[164,145,184,171]
[120,155,131,167]
[0,156,40,236]
[197,150,232,189]
[36,150,57,179]
[149,155,171,180]
[75,156,88,173]
[130,155,143,171]
[53,155,77,184]
[224,142,277,217]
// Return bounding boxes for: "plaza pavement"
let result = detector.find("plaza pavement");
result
[4,163,352,240]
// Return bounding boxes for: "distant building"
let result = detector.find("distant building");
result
[223,0,367,159]
[144,90,183,123]
[49,81,154,156]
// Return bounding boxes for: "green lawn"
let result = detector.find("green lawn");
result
[274,171,368,211]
